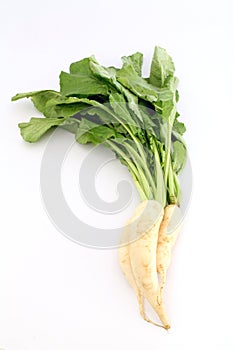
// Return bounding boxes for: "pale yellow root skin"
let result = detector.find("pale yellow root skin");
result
[118,221,165,328]
[156,204,182,303]
[118,201,170,330]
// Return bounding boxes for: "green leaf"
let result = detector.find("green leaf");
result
[172,140,187,174]
[12,90,53,102]
[121,52,143,76]
[80,106,130,138]
[116,62,173,105]
[89,58,143,123]
[75,118,116,145]
[60,57,110,97]
[173,119,186,135]
[41,99,89,118]
[80,106,112,124]
[160,76,178,121]
[149,46,175,88]
[89,57,116,81]
[12,90,90,118]
[162,100,176,121]
[61,118,80,134]
[18,117,65,142]
[109,93,137,129]
[12,90,65,116]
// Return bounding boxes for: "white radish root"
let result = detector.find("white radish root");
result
[156,204,182,303]
[118,208,165,329]
[119,200,170,329]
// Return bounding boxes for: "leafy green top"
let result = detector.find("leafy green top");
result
[12,47,187,207]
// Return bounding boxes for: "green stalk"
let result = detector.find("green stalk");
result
[168,161,176,204]
[152,138,166,206]
[101,105,150,168]
[133,179,148,201]
[163,105,177,204]
[110,140,151,199]
[164,121,172,192]
[122,141,156,198]
[173,173,181,205]
[106,140,150,200]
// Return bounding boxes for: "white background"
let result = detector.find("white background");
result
[1,0,233,349]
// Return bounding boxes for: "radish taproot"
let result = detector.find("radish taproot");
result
[156,205,182,303]
[127,200,170,329]
[119,201,169,329]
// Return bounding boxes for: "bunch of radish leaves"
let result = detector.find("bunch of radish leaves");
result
[12,47,186,206]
